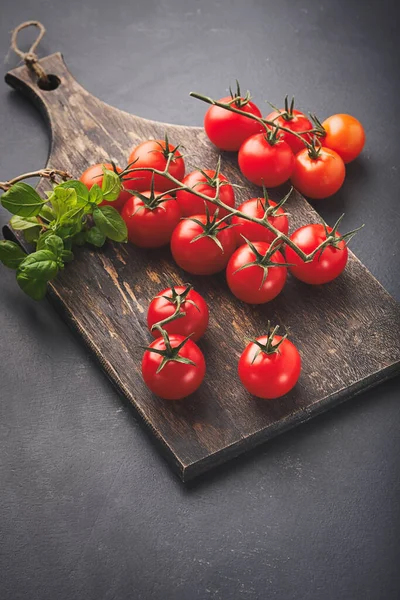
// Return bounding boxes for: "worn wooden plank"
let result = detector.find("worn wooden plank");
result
[4,53,400,481]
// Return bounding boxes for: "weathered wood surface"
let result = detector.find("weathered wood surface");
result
[5,53,400,481]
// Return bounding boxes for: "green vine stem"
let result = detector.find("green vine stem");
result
[0,168,71,192]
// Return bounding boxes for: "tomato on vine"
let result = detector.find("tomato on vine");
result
[171,209,236,275]
[290,144,346,199]
[239,323,301,399]
[238,128,295,187]
[320,114,365,163]
[147,284,209,341]
[231,187,290,247]
[204,81,264,151]
[142,327,206,400]
[226,239,288,304]
[80,162,130,211]
[121,181,180,248]
[265,96,313,154]
[285,217,361,284]
[176,163,235,217]
[125,134,185,193]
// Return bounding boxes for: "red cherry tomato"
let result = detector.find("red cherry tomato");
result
[265,108,313,154]
[285,224,348,284]
[171,214,236,275]
[239,333,301,399]
[238,133,295,187]
[147,285,209,341]
[80,163,129,211]
[321,114,365,163]
[291,147,346,199]
[231,196,289,247]
[204,96,263,151]
[121,191,181,248]
[125,138,185,193]
[226,241,287,304]
[142,334,205,400]
[176,170,235,217]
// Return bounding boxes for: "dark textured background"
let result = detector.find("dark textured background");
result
[1,1,399,599]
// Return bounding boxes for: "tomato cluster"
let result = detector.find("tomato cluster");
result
[142,284,301,401]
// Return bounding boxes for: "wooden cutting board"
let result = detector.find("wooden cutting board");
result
[4,53,400,481]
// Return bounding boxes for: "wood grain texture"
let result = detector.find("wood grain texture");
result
[4,53,400,481]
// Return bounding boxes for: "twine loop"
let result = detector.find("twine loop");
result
[10,20,49,86]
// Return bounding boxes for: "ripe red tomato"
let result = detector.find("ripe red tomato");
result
[239,332,301,399]
[290,147,346,199]
[80,163,129,211]
[125,138,185,193]
[231,196,289,246]
[321,114,365,163]
[238,133,294,187]
[285,224,348,284]
[204,96,263,151]
[176,170,235,217]
[121,190,181,248]
[226,241,287,304]
[142,333,205,400]
[171,214,236,275]
[265,108,313,154]
[147,285,209,341]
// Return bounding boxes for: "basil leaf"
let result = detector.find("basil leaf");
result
[93,206,127,242]
[18,250,59,281]
[57,180,89,206]
[44,234,64,258]
[61,249,74,263]
[39,204,56,222]
[89,183,103,205]
[101,168,121,202]
[1,183,45,217]
[10,215,40,230]
[0,240,27,269]
[36,230,55,250]
[23,227,41,244]
[16,273,48,301]
[84,226,106,247]
[50,187,77,218]
[71,231,86,246]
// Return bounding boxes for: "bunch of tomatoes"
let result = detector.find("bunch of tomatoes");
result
[78,84,364,401]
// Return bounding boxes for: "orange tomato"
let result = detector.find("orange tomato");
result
[321,114,365,163]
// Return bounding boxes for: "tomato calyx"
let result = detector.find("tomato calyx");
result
[234,237,292,287]
[263,126,282,146]
[186,206,234,252]
[228,80,252,109]
[268,95,297,122]
[151,283,200,331]
[309,113,326,138]
[154,132,183,163]
[320,214,364,252]
[145,326,196,373]
[248,322,288,362]
[195,157,229,191]
[127,176,172,212]
[256,186,292,220]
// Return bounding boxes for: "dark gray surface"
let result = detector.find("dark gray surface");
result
[0,0,399,598]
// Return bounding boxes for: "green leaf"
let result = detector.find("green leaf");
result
[16,273,48,301]
[36,229,55,250]
[10,215,40,231]
[89,183,103,205]
[93,206,127,242]
[0,240,27,269]
[23,227,41,244]
[18,250,59,281]
[84,226,106,247]
[57,180,89,206]
[71,231,86,246]
[1,183,46,217]
[50,187,77,218]
[39,204,56,222]
[61,249,74,263]
[101,168,121,202]
[44,234,64,258]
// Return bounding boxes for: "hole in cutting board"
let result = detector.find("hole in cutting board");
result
[37,74,61,91]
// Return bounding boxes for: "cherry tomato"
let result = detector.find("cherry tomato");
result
[147,285,209,341]
[125,138,185,193]
[231,196,289,247]
[321,114,365,163]
[285,224,348,284]
[204,96,263,151]
[239,333,301,399]
[121,190,181,248]
[171,214,236,275]
[265,108,313,154]
[176,170,235,217]
[142,333,205,400]
[80,163,129,211]
[238,133,295,187]
[226,241,287,304]
[291,147,346,199]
